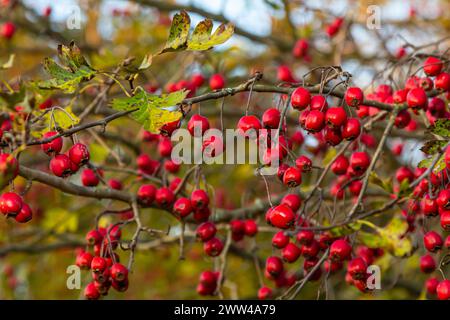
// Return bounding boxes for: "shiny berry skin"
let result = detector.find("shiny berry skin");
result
[440,211,450,231]
[268,204,295,229]
[301,240,320,258]
[187,114,210,136]
[424,231,443,252]
[158,138,172,158]
[112,278,129,292]
[244,219,258,236]
[435,72,450,91]
[299,110,309,128]
[420,254,436,273]
[326,107,347,128]
[237,115,262,136]
[395,166,414,184]
[436,189,450,208]
[310,95,328,111]
[422,195,438,217]
[191,73,205,87]
[348,257,367,280]
[159,120,180,137]
[426,277,439,295]
[437,280,450,300]
[329,239,352,261]
[1,22,15,39]
[196,222,217,242]
[295,155,312,172]
[277,65,295,82]
[394,110,411,128]
[173,197,193,218]
[262,108,281,129]
[0,192,23,216]
[193,207,211,223]
[272,231,290,249]
[86,229,103,246]
[41,131,63,155]
[291,87,311,110]
[406,87,428,110]
[282,243,301,263]
[199,270,219,287]
[91,257,107,273]
[393,89,408,103]
[324,127,343,146]
[277,163,289,182]
[280,194,302,212]
[423,56,443,76]
[209,73,225,90]
[296,230,314,245]
[342,118,361,140]
[136,154,157,175]
[81,168,99,187]
[257,286,273,300]
[331,155,349,175]
[137,184,157,207]
[14,203,32,223]
[230,220,245,235]
[76,251,93,269]
[265,256,284,277]
[68,143,90,166]
[191,189,209,210]
[50,154,72,177]
[110,263,128,282]
[203,237,224,257]
[350,151,370,175]
[304,110,325,132]
[84,282,100,300]
[345,87,364,107]
[283,167,302,187]
[155,187,175,207]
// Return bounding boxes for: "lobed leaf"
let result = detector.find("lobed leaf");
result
[428,119,450,138]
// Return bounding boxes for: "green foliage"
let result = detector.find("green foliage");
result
[420,139,448,155]
[42,208,78,233]
[428,119,450,138]
[369,172,393,193]
[111,88,187,133]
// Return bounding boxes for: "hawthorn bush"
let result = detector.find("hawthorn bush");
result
[1,0,450,300]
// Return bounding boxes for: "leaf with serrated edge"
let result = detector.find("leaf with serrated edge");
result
[160,11,190,54]
[420,140,447,155]
[187,22,234,51]
[429,119,450,138]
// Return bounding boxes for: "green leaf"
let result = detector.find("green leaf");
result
[35,43,96,93]
[420,140,448,155]
[369,172,393,193]
[42,208,78,233]
[0,84,26,109]
[160,10,191,53]
[358,231,389,248]
[418,154,446,174]
[35,106,80,136]
[329,221,363,237]
[89,143,110,164]
[428,119,450,138]
[111,88,186,133]
[398,178,412,197]
[0,54,15,70]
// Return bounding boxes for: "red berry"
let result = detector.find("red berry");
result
[345,87,364,107]
[155,187,175,207]
[350,151,370,175]
[110,263,128,282]
[277,65,295,82]
[41,131,63,155]
[265,256,284,277]
[112,278,129,292]
[0,192,23,216]
[435,72,450,91]
[326,107,347,128]
[331,155,349,175]
[76,251,93,269]
[341,118,361,140]
[244,219,258,236]
[282,243,301,263]
[187,114,210,136]
[295,155,312,172]
[237,115,262,137]
[257,286,273,300]
[272,231,290,249]
[136,154,158,175]
[423,56,443,76]
[91,257,107,273]
[426,277,439,295]
[14,203,32,223]
[436,189,450,208]
[159,120,180,137]
[196,222,217,242]
[292,39,309,58]
[86,229,103,246]
[329,239,352,261]
[406,87,428,110]
[268,204,295,229]
[108,179,122,190]
[81,168,99,187]
[422,195,438,217]
[347,257,367,280]
[84,282,100,300]
[209,73,225,90]
[137,184,157,207]
[324,127,343,146]
[424,231,443,252]
[420,254,436,273]
[304,110,325,132]
[1,22,15,39]
[291,87,311,110]
[191,189,209,210]
[441,211,450,231]
[296,230,314,245]
[262,108,281,129]
[50,154,72,177]
[301,240,320,258]
[203,237,224,257]
[394,110,411,128]
[0,153,18,183]
[191,73,205,87]
[310,95,328,111]
[173,197,193,218]
[68,143,90,166]
[283,167,302,187]
[280,194,302,212]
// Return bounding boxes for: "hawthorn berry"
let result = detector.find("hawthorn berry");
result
[296,230,314,246]
[187,114,210,136]
[325,107,347,128]
[347,257,367,280]
[435,72,450,91]
[310,95,328,111]
[196,222,217,242]
[406,87,428,110]
[110,263,128,282]
[173,197,193,218]
[283,167,302,187]
[329,239,352,261]
[257,286,273,300]
[291,87,311,110]
[41,131,63,155]
[203,237,224,257]
[262,108,281,129]
[265,256,284,277]
[68,143,90,166]
[437,280,450,300]
[155,187,175,207]
[191,189,209,210]
[295,155,312,172]
[237,115,262,137]
[137,184,157,207]
[423,231,443,252]
[426,277,439,295]
[209,73,225,90]
[423,56,443,76]
[84,282,100,300]
[272,231,290,249]
[304,110,325,132]
[1,22,15,39]
[341,118,361,140]
[50,154,72,177]
[14,203,32,223]
[420,254,436,273]
[0,192,23,216]
[76,251,93,270]
[81,168,100,187]
[268,204,295,229]
[91,257,107,273]
[282,243,301,263]
[244,219,258,237]
[331,155,349,175]
[345,87,364,107]
[280,194,302,212]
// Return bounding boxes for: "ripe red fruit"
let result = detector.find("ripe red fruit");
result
[136,154,158,175]
[331,155,349,175]
[110,263,128,282]
[191,73,205,87]
[329,239,352,261]
[345,87,364,107]
[395,166,414,184]
[262,108,281,129]
[209,73,225,90]
[14,203,32,223]
[277,65,295,82]
[437,280,450,300]
[159,120,180,137]
[244,219,258,236]
[304,110,325,132]
[203,237,224,257]
[76,251,93,269]
[341,118,361,140]
[137,184,157,207]
[282,243,301,263]
[257,286,273,300]
[91,257,107,273]
[394,110,411,128]
[237,115,262,137]
[86,229,103,246]
[436,189,450,208]
[41,131,63,155]
[422,195,438,217]
[291,87,311,110]
[393,89,408,103]
[112,278,129,292]
[199,270,219,287]
[158,138,172,158]
[420,254,436,273]
[292,39,309,58]
[350,151,370,175]
[50,154,72,177]
[326,107,347,128]
[191,189,209,210]
[193,207,211,223]
[406,87,428,110]
[324,259,343,273]
[423,231,443,252]
[187,114,210,136]
[426,277,439,295]
[108,179,122,190]
[173,197,193,218]
[295,155,312,172]
[81,168,99,187]
[280,194,302,212]
[1,22,16,39]
[0,153,18,183]
[324,127,343,146]
[68,143,90,166]
[435,72,450,91]
[266,256,284,277]
[283,167,302,187]
[310,95,328,111]
[423,56,443,76]
[196,222,217,242]
[348,257,367,280]
[155,187,175,207]
[272,231,290,249]
[0,192,23,216]
[296,230,314,246]
[268,204,295,229]
[301,240,320,258]
[440,211,450,231]
[230,219,245,235]
[84,282,100,300]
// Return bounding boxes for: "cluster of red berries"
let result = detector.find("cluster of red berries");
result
[76,226,129,299]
